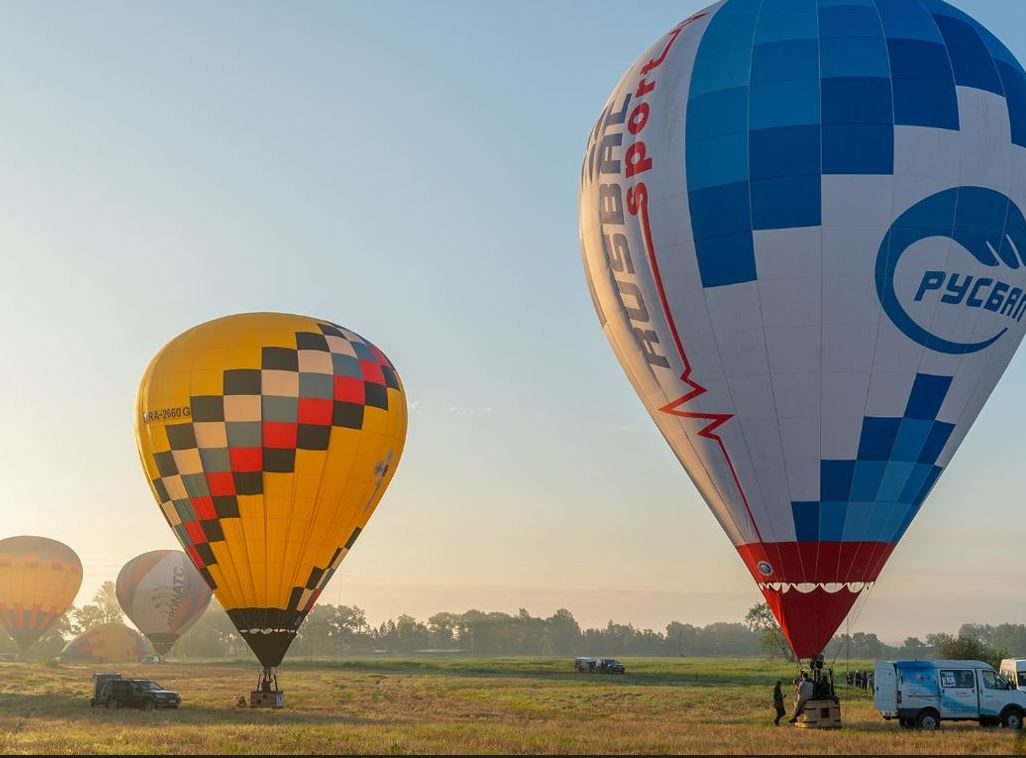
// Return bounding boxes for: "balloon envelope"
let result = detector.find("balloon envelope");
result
[116,550,212,656]
[0,536,82,652]
[61,623,148,663]
[580,0,1026,656]
[135,312,407,667]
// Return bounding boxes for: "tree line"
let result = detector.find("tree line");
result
[3,589,1025,664]
[172,605,769,658]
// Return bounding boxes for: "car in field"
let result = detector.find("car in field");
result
[574,657,626,674]
[874,659,1026,729]
[598,658,626,674]
[95,676,181,710]
[90,673,122,706]
[574,656,598,672]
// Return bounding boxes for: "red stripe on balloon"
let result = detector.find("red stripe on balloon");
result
[633,189,765,546]
[736,542,895,584]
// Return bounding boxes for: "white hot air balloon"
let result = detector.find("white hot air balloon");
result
[580,0,1026,657]
[116,550,212,657]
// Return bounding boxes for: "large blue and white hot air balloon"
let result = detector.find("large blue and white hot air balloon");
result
[580,0,1026,658]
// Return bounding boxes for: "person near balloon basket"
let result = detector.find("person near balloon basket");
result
[789,672,814,724]
[772,680,786,726]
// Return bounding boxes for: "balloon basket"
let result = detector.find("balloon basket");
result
[795,699,842,729]
[249,689,285,708]
[791,655,842,728]
[250,667,284,708]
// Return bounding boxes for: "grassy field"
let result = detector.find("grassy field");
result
[1,656,1024,754]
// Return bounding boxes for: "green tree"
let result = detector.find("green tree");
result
[73,581,123,632]
[427,612,460,648]
[959,623,994,646]
[987,624,1026,656]
[744,603,794,661]
[665,622,699,656]
[925,632,952,650]
[394,614,431,652]
[937,633,1006,669]
[295,604,335,655]
[97,581,123,623]
[333,604,371,652]
[899,636,930,658]
[546,609,582,655]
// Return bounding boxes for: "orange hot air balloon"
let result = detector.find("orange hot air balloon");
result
[0,536,82,653]
[60,623,149,663]
[134,313,407,691]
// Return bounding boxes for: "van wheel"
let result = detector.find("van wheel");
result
[916,710,940,730]
[1001,708,1024,729]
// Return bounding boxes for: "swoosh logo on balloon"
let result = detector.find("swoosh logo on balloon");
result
[876,186,1026,354]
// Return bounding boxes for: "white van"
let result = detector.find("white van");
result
[1000,659,1026,690]
[874,660,1026,730]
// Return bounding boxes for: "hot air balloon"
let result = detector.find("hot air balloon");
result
[135,312,406,698]
[580,0,1026,660]
[61,623,149,663]
[116,550,212,658]
[0,536,82,653]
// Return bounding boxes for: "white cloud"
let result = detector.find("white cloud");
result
[446,405,493,417]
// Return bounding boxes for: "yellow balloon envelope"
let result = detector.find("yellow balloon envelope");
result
[0,536,82,652]
[135,313,407,667]
[61,623,148,663]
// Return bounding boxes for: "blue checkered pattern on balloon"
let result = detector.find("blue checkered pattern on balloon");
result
[685,0,1026,289]
[790,372,951,543]
[681,0,1026,545]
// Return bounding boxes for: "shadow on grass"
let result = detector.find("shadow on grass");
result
[0,692,397,728]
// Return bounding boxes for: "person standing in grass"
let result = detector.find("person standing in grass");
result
[772,680,785,726]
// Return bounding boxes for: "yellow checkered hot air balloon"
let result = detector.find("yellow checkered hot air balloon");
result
[135,313,407,694]
[0,536,82,653]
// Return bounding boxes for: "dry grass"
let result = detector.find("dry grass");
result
[0,657,1024,754]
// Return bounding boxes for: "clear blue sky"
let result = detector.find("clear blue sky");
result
[0,0,1024,643]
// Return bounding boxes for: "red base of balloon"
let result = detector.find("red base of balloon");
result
[760,585,859,658]
[736,541,896,658]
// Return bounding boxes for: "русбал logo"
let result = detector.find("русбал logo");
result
[876,187,1026,355]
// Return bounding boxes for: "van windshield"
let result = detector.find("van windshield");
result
[982,670,1009,690]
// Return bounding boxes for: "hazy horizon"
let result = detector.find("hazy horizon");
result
[3,0,1026,652]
